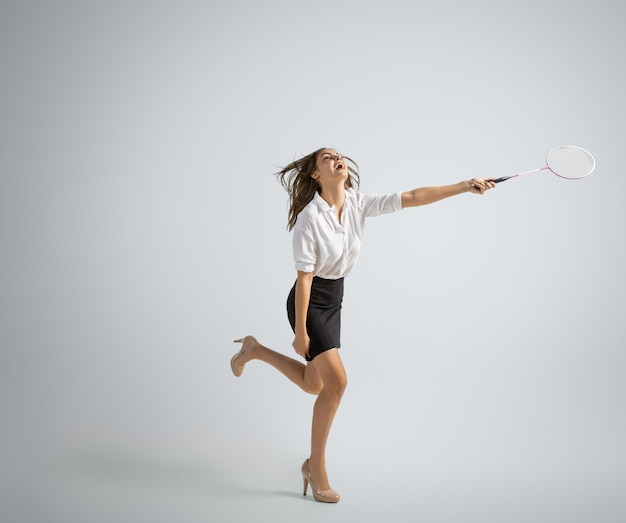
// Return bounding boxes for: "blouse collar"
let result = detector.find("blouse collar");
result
[313,188,355,212]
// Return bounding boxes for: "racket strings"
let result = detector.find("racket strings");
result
[546,146,595,179]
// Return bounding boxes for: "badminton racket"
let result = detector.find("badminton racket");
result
[493,146,595,184]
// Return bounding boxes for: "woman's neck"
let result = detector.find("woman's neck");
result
[319,184,346,223]
[319,184,346,209]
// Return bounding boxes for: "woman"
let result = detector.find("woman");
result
[231,148,495,503]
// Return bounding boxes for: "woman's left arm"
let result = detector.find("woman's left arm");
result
[401,178,495,208]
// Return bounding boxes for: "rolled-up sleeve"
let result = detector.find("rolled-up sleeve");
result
[293,220,316,273]
[359,191,403,218]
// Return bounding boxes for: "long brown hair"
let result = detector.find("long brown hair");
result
[275,148,360,230]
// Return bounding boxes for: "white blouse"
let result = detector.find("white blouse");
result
[292,188,403,279]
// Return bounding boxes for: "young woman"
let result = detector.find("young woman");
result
[231,148,495,503]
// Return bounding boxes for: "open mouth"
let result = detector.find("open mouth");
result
[336,162,345,170]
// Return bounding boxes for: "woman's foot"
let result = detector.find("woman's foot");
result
[301,459,340,503]
[230,336,257,377]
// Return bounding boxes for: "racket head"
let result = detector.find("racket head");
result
[545,145,596,179]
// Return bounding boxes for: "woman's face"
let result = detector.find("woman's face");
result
[312,149,348,186]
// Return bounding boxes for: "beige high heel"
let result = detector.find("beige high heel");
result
[301,459,340,503]
[230,336,256,377]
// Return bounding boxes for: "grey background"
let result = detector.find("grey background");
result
[1,1,624,522]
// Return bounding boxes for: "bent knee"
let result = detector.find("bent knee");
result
[324,373,348,396]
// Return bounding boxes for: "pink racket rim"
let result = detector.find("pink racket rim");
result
[545,145,596,179]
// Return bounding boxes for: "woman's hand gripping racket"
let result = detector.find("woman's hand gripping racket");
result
[494,146,596,184]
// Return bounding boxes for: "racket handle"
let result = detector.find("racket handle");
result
[492,176,511,183]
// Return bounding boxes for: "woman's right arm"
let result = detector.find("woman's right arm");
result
[293,270,313,359]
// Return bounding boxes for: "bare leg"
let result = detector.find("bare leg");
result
[233,337,323,395]
[307,348,347,491]
[233,340,346,492]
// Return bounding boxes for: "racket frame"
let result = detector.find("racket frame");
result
[493,146,595,184]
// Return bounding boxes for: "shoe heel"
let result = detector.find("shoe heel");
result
[230,336,255,377]
[300,458,340,503]
[302,476,309,496]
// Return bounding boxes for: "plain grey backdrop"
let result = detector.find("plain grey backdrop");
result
[1,1,624,522]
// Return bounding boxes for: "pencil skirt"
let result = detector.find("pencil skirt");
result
[286,276,344,362]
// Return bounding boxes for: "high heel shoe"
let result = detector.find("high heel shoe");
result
[301,459,340,503]
[230,336,256,377]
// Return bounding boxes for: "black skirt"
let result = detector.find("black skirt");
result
[286,276,344,362]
